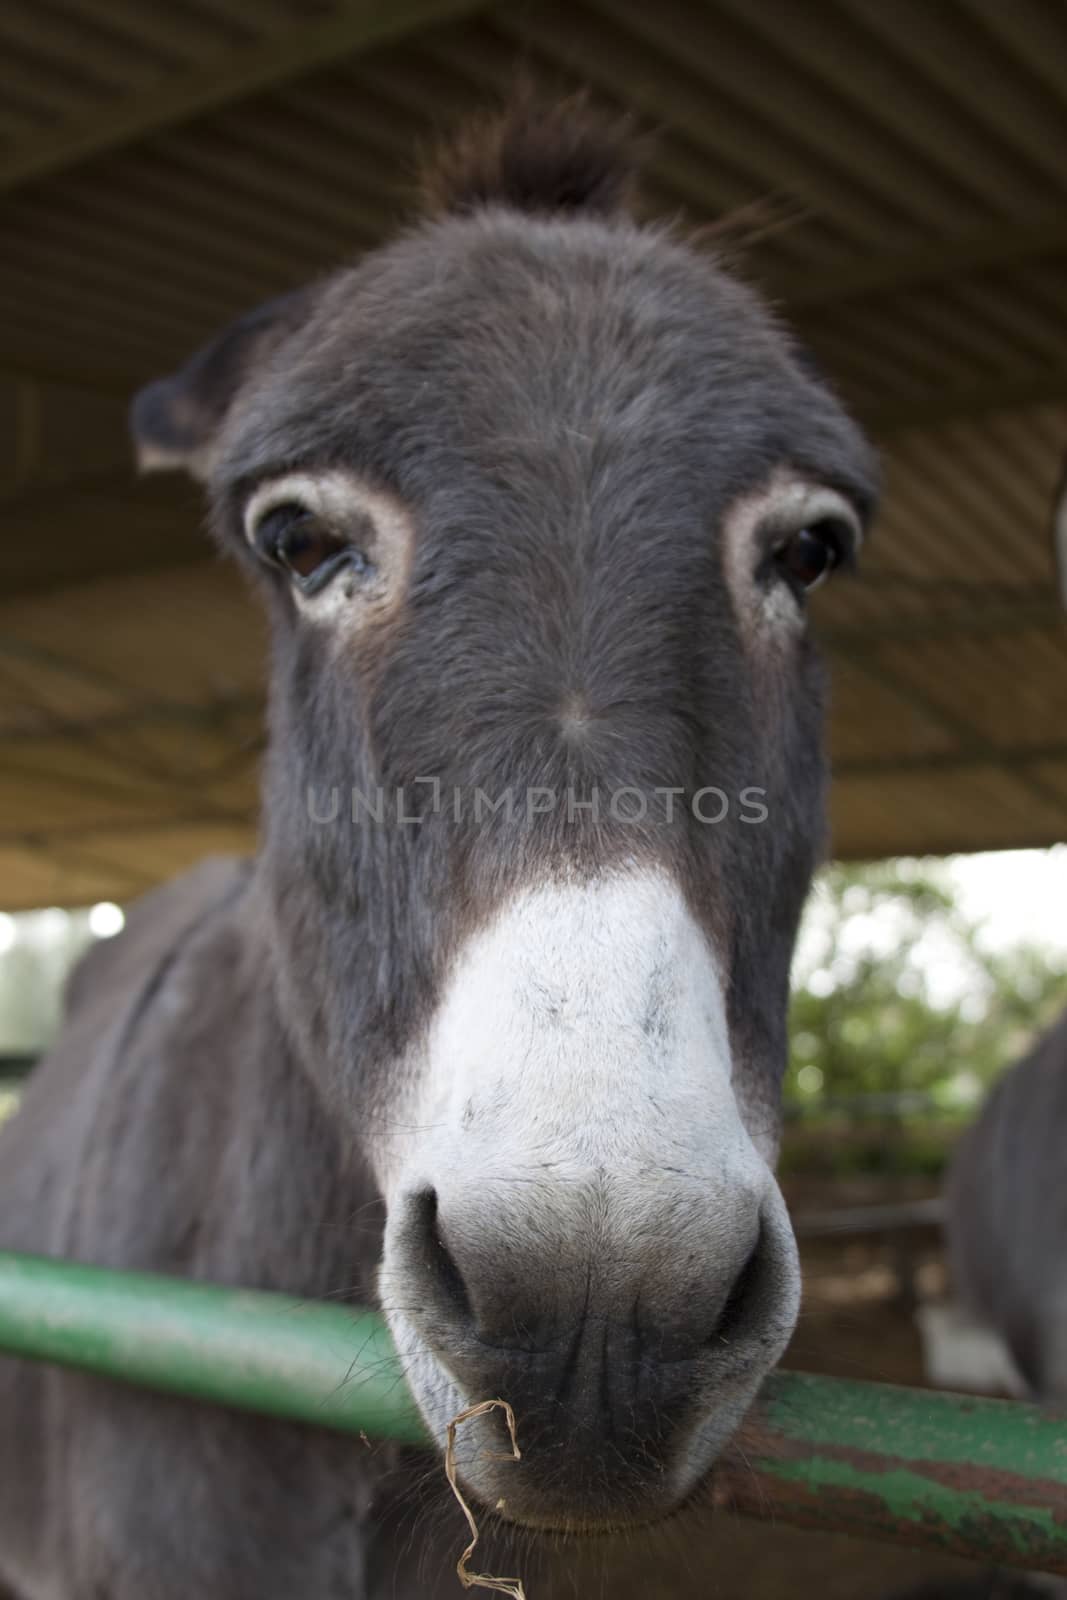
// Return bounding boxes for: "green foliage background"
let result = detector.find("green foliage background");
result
[787,859,1065,1120]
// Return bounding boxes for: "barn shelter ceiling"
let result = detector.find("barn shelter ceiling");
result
[1,0,1066,909]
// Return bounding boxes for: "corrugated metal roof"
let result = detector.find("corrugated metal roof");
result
[1,0,1065,906]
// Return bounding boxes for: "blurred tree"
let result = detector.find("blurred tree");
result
[0,909,94,1056]
[787,860,1066,1114]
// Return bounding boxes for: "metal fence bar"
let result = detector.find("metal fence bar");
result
[0,1251,1065,1573]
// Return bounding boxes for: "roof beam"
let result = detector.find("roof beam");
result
[856,367,1067,435]
[0,360,130,396]
[820,597,1063,649]
[831,824,1063,863]
[833,646,1067,823]
[835,741,1067,780]
[776,214,1067,312]
[0,692,264,748]
[5,834,158,903]
[0,810,254,849]
[0,0,486,196]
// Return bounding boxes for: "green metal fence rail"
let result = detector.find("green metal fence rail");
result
[1,1251,1065,1574]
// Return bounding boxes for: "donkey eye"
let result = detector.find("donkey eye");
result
[774,520,849,595]
[253,502,364,594]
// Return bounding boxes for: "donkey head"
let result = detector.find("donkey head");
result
[132,101,876,1532]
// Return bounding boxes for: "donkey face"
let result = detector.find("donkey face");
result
[133,103,876,1532]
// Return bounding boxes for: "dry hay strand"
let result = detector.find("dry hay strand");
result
[444,1399,528,1599]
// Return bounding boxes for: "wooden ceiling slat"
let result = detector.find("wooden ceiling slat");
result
[240,97,414,207]
[868,460,1027,587]
[0,261,204,357]
[963,0,1067,105]
[827,672,958,766]
[0,1,182,89]
[842,0,1067,191]
[1,209,256,336]
[1023,628,1067,697]
[496,0,906,245]
[582,0,993,235]
[882,288,1062,384]
[0,811,255,851]
[0,101,48,143]
[180,0,309,29]
[0,563,264,707]
[276,76,432,163]
[981,408,1067,491]
[799,327,958,418]
[9,182,279,312]
[148,127,380,251]
[809,299,990,391]
[835,741,1067,781]
[931,431,1058,572]
[196,106,405,224]
[43,0,253,64]
[714,0,1062,221]
[0,0,488,194]
[1020,402,1067,456]
[0,842,137,909]
[888,431,1052,585]
[831,767,1066,859]
[0,719,261,835]
[0,335,142,394]
[856,494,968,589]
[947,279,1065,371]
[0,504,200,600]
[0,39,110,122]
[821,596,1063,650]
[1031,760,1067,809]
[877,630,1067,750]
[78,153,335,299]
[867,368,1067,435]
[0,815,257,908]
[0,298,174,382]
[779,223,1067,313]
[1011,261,1067,327]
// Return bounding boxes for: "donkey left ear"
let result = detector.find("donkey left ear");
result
[129,287,315,481]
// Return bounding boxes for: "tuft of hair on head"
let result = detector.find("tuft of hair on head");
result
[419,88,639,221]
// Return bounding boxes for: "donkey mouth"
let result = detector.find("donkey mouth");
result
[440,1417,731,1539]
[452,1466,695,1538]
[396,1318,771,1542]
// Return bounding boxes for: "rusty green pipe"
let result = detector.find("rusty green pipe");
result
[0,1251,1065,1573]
[717,1370,1067,1575]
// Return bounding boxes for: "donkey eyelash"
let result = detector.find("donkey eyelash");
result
[251,501,373,595]
[243,472,382,599]
[240,469,417,629]
[756,489,863,556]
[756,489,863,599]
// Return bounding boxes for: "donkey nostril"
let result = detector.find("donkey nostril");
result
[409,1188,473,1324]
[710,1225,764,1348]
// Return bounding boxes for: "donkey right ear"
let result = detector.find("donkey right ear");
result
[129,287,315,481]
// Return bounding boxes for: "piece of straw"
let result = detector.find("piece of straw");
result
[444,1399,528,1599]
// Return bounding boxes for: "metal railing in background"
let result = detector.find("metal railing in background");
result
[0,1252,1064,1575]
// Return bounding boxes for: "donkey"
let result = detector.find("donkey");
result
[0,101,877,1599]
[946,1006,1067,1404]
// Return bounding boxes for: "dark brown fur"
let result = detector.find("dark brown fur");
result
[418,88,638,219]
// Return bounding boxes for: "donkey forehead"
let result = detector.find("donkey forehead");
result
[214,213,876,512]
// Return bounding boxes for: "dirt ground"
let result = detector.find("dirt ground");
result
[699,1184,1012,1600]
